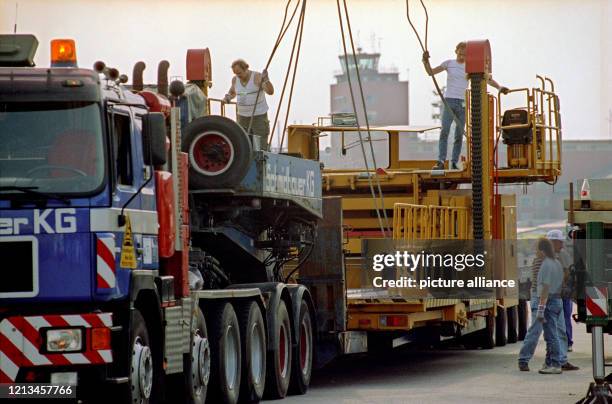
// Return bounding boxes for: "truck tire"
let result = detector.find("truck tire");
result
[264,300,292,399]
[209,303,242,404]
[183,115,252,189]
[187,308,210,404]
[506,305,518,343]
[518,299,529,341]
[483,313,496,349]
[166,308,210,404]
[289,300,313,395]
[126,309,160,404]
[496,307,507,347]
[238,301,266,403]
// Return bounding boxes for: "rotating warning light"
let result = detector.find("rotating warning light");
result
[51,39,78,67]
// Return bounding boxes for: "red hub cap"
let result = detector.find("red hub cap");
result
[190,132,234,175]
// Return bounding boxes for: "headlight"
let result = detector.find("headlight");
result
[46,329,82,352]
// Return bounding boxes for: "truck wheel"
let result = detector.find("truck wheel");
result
[183,115,252,189]
[188,308,210,404]
[496,307,507,347]
[289,300,313,395]
[167,308,210,404]
[507,305,518,343]
[238,301,266,403]
[481,313,496,349]
[264,300,292,399]
[127,309,159,404]
[517,299,529,341]
[209,303,242,404]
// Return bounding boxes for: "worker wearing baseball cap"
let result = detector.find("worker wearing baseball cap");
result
[546,230,579,370]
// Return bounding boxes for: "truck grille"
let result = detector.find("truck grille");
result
[0,237,37,297]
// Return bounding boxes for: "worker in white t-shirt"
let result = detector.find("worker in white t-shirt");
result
[423,42,508,170]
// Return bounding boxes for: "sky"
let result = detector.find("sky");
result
[1,0,611,140]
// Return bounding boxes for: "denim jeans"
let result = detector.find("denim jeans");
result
[518,296,563,367]
[563,298,573,347]
[437,98,466,164]
[548,301,568,366]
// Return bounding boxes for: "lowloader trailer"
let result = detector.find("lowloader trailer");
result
[286,40,562,356]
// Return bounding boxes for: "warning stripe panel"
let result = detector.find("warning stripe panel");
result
[0,313,114,382]
[0,351,19,383]
[586,286,609,318]
[96,234,117,289]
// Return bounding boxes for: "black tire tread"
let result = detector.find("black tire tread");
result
[238,301,266,403]
[208,303,241,404]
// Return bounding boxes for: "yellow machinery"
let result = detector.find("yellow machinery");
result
[290,40,562,350]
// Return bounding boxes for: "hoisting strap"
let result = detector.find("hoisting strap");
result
[336,0,391,235]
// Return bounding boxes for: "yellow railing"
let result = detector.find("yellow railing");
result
[497,76,561,175]
[392,203,469,240]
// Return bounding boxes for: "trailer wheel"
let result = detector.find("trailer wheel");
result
[264,300,292,399]
[183,115,252,189]
[507,305,518,343]
[127,309,159,404]
[517,299,529,341]
[481,313,496,349]
[289,300,313,395]
[209,303,242,404]
[238,301,266,403]
[496,307,507,347]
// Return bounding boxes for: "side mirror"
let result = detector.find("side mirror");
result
[142,112,167,166]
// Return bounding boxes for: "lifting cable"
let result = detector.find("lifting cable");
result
[246,0,303,135]
[336,0,390,235]
[275,0,307,150]
[405,0,463,135]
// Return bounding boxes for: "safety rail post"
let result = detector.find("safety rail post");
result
[206,97,236,118]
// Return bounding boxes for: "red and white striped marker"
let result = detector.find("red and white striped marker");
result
[586,286,608,318]
[96,234,116,289]
[0,313,113,383]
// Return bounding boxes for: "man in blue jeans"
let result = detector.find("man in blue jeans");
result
[423,42,508,170]
[518,238,565,373]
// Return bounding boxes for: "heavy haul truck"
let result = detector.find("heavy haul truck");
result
[0,34,561,404]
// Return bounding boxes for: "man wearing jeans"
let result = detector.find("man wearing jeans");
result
[518,238,565,373]
[423,42,508,170]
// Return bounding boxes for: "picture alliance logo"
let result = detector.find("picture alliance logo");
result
[372,251,487,272]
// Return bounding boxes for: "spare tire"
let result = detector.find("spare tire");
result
[182,115,252,189]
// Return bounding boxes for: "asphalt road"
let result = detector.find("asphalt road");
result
[284,319,597,404]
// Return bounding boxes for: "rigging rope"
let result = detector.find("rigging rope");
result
[246,0,303,135]
[340,0,391,234]
[336,0,388,236]
[276,0,307,150]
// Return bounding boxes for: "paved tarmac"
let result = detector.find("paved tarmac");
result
[285,316,598,404]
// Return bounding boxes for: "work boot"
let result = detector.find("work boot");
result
[518,363,529,371]
[562,362,579,371]
[538,366,562,374]
[432,161,445,170]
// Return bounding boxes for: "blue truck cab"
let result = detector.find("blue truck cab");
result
[0,35,163,387]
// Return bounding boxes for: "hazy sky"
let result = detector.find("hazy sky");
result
[1,0,611,140]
